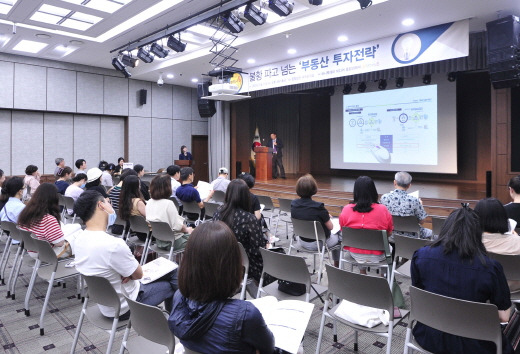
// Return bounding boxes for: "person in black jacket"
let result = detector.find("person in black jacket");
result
[133,164,150,201]
[270,132,286,179]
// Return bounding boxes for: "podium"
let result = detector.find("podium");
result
[174,160,192,167]
[254,146,273,181]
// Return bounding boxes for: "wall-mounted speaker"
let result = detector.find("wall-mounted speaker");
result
[139,89,147,106]
[197,82,216,118]
[487,15,520,89]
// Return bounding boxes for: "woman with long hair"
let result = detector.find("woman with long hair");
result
[0,177,25,223]
[55,166,72,195]
[178,145,192,160]
[213,179,267,290]
[118,175,147,241]
[339,176,393,269]
[169,221,274,353]
[411,205,513,353]
[18,183,69,257]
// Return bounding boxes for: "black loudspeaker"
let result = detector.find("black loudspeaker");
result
[139,89,147,105]
[487,16,520,89]
[197,82,216,118]
[486,170,492,198]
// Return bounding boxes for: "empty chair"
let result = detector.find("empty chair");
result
[128,215,152,264]
[203,201,220,219]
[182,201,202,225]
[389,234,431,287]
[71,276,129,354]
[238,242,249,300]
[0,221,16,285]
[62,196,77,224]
[488,252,520,303]
[148,221,185,261]
[275,197,293,239]
[316,265,409,354]
[404,286,503,354]
[432,216,446,237]
[256,195,276,227]
[392,215,421,238]
[119,296,176,354]
[212,190,226,203]
[4,223,25,299]
[257,248,327,302]
[340,228,392,283]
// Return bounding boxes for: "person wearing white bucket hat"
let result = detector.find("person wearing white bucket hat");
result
[85,168,109,198]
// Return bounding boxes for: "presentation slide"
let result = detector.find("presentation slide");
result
[330,76,457,174]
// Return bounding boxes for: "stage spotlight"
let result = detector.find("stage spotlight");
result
[244,3,267,26]
[309,0,323,4]
[378,79,387,90]
[342,84,352,94]
[358,82,367,92]
[422,74,431,85]
[112,57,131,78]
[357,0,372,9]
[447,72,457,82]
[268,0,294,17]
[223,12,245,33]
[137,47,154,63]
[167,35,186,53]
[150,43,169,58]
[396,77,404,88]
[121,54,139,68]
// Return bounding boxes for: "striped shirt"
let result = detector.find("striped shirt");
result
[109,186,121,210]
[19,214,64,245]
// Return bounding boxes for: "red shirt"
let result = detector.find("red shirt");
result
[339,203,393,255]
[20,214,64,248]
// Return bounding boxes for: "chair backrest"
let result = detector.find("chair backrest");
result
[259,248,311,290]
[392,215,421,234]
[432,216,446,236]
[2,221,22,241]
[488,252,520,281]
[203,202,220,218]
[341,228,390,256]
[278,198,293,213]
[148,221,175,242]
[32,238,59,269]
[58,194,66,207]
[393,234,431,260]
[129,215,150,235]
[257,195,274,210]
[238,242,249,273]
[63,196,75,211]
[291,218,327,243]
[18,229,38,252]
[169,197,180,211]
[125,296,176,353]
[182,201,202,216]
[409,286,502,352]
[113,214,127,227]
[212,190,226,203]
[326,264,395,320]
[82,275,122,315]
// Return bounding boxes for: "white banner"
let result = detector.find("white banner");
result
[238,20,469,93]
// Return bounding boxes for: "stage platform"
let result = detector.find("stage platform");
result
[253,174,487,219]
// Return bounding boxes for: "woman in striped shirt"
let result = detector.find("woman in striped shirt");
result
[18,183,66,258]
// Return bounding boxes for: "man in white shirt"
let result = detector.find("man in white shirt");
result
[73,190,178,320]
[210,167,230,193]
[167,165,182,208]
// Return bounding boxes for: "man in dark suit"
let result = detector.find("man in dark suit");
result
[270,133,286,179]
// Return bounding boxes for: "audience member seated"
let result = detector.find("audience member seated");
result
[98,160,114,188]
[54,158,65,178]
[18,183,70,258]
[85,168,108,198]
[380,171,432,239]
[75,159,87,175]
[411,205,513,353]
[291,174,341,267]
[108,169,137,210]
[114,157,125,176]
[166,164,182,206]
[176,167,213,219]
[339,176,393,272]
[119,175,147,241]
[133,164,150,200]
[168,221,274,353]
[213,179,267,296]
[238,172,261,220]
[0,169,8,210]
[65,173,87,214]
[0,169,4,185]
[505,175,520,223]
[210,167,230,193]
[0,177,25,223]
[178,145,192,160]
[73,190,179,321]
[145,175,192,250]
[55,167,72,195]
[23,164,40,199]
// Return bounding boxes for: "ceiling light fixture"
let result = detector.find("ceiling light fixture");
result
[422,74,431,85]
[167,34,186,53]
[342,84,352,94]
[121,54,139,68]
[13,39,48,53]
[287,48,296,54]
[337,35,348,42]
[357,0,372,9]
[191,78,199,83]
[396,77,404,88]
[358,81,367,92]
[268,0,294,17]
[137,47,154,63]
[247,58,256,64]
[244,3,267,26]
[166,73,174,79]
[223,11,245,33]
[402,18,415,26]
[150,42,169,58]
[378,79,387,90]
[112,57,131,78]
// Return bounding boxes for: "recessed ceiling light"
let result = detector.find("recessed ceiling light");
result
[337,35,348,42]
[13,40,48,53]
[247,58,256,64]
[69,40,84,46]
[35,33,52,39]
[287,48,296,54]
[191,78,199,83]
[166,73,174,79]
[55,44,77,56]
[402,18,414,26]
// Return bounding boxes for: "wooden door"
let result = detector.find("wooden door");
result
[191,135,209,184]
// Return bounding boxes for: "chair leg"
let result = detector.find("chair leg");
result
[317,249,325,285]
[70,298,89,354]
[353,330,358,351]
[39,272,57,336]
[25,259,40,316]
[6,246,22,298]
[141,235,151,265]
[0,237,12,284]
[315,303,329,354]
[333,318,338,342]
[10,249,25,299]
[386,325,393,354]
[106,317,119,354]
[119,322,132,354]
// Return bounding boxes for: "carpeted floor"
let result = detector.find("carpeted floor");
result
[0,216,413,353]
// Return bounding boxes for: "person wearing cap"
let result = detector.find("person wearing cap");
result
[210,167,230,193]
[85,168,109,198]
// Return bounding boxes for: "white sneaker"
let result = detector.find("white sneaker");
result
[270,236,280,243]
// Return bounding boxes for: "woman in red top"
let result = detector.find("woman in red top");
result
[339,176,393,271]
